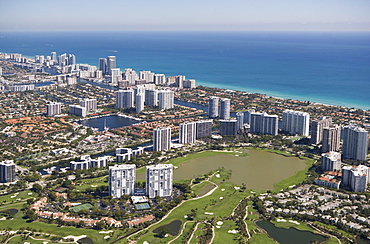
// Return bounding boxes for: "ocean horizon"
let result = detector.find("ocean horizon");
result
[1,31,369,110]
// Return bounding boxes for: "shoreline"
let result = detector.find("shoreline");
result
[197,81,369,111]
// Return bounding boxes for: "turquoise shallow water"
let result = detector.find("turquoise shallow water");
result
[1,31,369,109]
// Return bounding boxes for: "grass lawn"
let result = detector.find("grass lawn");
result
[326,237,341,244]
[271,220,316,232]
[0,190,33,205]
[213,220,239,244]
[313,222,354,240]
[249,233,277,244]
[75,175,108,191]
[133,179,250,243]
[171,221,196,244]
[189,223,205,244]
[0,204,110,244]
[191,181,215,196]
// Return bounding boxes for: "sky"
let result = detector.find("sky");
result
[1,0,370,31]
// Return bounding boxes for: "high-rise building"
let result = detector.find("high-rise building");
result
[58,53,67,66]
[68,54,76,65]
[342,165,369,192]
[0,160,15,183]
[208,96,219,118]
[116,89,134,109]
[321,151,341,171]
[153,127,171,151]
[158,90,174,109]
[282,110,310,136]
[146,164,173,198]
[250,112,278,136]
[0,67,2,76]
[196,120,213,139]
[109,164,136,198]
[136,92,145,113]
[183,79,196,89]
[70,155,108,170]
[107,56,116,75]
[51,52,57,64]
[46,102,62,116]
[236,112,244,131]
[310,116,332,144]
[342,125,369,161]
[99,58,107,75]
[220,120,237,136]
[175,75,185,88]
[245,109,255,125]
[79,98,97,112]
[154,74,166,85]
[69,105,86,117]
[220,98,231,120]
[123,68,138,86]
[179,122,197,144]
[110,68,121,83]
[145,89,158,106]
[139,71,154,83]
[322,125,341,152]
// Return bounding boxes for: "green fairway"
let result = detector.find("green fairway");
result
[0,190,33,205]
[213,220,239,243]
[249,233,277,244]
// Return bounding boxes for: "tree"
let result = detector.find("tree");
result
[95,221,106,230]
[31,183,43,194]
[157,227,169,238]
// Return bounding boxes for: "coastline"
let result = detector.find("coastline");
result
[198,80,369,111]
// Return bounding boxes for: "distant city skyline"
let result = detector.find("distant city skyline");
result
[1,0,370,32]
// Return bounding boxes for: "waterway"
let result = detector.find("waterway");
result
[256,220,327,244]
[137,149,307,190]
[79,114,141,131]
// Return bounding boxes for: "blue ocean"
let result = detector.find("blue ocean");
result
[0,31,369,110]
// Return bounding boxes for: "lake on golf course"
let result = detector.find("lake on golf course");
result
[137,149,307,190]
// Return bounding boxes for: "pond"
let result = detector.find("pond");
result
[153,220,182,236]
[197,184,217,197]
[77,237,94,244]
[137,149,307,190]
[256,220,327,244]
[79,114,141,131]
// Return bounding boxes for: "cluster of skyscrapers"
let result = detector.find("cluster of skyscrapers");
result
[116,86,174,113]
[109,163,173,199]
[153,120,213,151]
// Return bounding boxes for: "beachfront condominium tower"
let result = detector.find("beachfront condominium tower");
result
[135,92,145,113]
[146,164,173,198]
[109,164,136,198]
[250,112,278,136]
[282,110,310,136]
[179,121,197,144]
[342,125,369,161]
[220,98,231,120]
[0,160,15,183]
[196,120,213,139]
[220,120,237,136]
[153,127,171,151]
[321,151,341,172]
[158,90,174,109]
[107,56,116,75]
[139,71,154,83]
[79,98,97,112]
[311,116,332,144]
[208,96,219,118]
[99,58,107,75]
[116,89,134,109]
[46,102,62,116]
[322,125,341,152]
[154,74,166,85]
[123,68,138,86]
[51,52,57,64]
